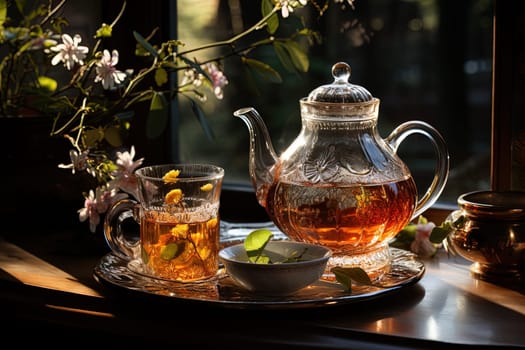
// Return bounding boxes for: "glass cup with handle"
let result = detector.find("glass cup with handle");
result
[104,163,224,282]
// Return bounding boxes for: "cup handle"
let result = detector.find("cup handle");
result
[103,198,141,261]
[385,120,450,219]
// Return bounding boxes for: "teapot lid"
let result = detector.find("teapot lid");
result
[306,62,372,103]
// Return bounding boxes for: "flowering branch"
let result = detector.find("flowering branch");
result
[1,0,357,232]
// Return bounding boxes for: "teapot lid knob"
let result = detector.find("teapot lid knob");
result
[332,62,351,82]
[306,62,373,103]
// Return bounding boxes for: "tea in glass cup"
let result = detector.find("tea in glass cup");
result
[104,163,224,282]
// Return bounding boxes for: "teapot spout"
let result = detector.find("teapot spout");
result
[233,107,278,208]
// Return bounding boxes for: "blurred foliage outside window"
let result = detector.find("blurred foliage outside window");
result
[176,0,495,206]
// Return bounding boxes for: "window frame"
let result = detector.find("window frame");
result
[490,0,523,191]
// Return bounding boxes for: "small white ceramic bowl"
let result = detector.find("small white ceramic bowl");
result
[219,241,332,295]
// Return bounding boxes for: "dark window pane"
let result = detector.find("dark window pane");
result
[177,0,494,205]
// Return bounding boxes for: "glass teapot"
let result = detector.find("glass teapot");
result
[234,62,449,278]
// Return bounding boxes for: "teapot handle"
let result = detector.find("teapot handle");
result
[385,121,450,220]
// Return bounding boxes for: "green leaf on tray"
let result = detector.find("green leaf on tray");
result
[331,266,373,292]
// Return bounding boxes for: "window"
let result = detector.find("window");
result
[18,0,521,224]
[175,0,497,207]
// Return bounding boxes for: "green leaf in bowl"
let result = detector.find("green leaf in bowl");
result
[244,229,273,263]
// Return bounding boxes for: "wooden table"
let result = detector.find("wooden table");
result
[1,225,524,349]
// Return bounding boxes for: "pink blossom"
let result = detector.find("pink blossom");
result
[78,190,100,233]
[95,49,127,89]
[112,146,144,199]
[95,187,126,214]
[78,187,128,233]
[204,62,228,99]
[410,222,437,258]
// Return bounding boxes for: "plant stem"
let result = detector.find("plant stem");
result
[41,0,67,26]
[177,6,280,56]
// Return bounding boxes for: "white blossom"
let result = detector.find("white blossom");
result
[58,149,90,175]
[277,0,307,18]
[181,68,202,87]
[49,34,89,70]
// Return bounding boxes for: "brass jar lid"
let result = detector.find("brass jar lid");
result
[458,190,525,220]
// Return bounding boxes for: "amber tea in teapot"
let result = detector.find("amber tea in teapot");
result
[267,179,417,250]
[234,62,449,279]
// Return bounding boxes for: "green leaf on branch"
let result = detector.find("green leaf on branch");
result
[273,40,309,73]
[284,40,309,72]
[0,0,7,27]
[243,57,282,83]
[114,110,135,121]
[37,76,57,93]
[273,41,294,72]
[146,92,168,139]
[262,0,279,34]
[84,127,104,148]
[133,30,158,58]
[154,67,168,87]
[189,98,215,140]
[95,23,112,38]
[104,125,123,147]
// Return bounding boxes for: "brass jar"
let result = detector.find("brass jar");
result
[446,190,525,282]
